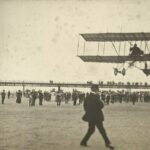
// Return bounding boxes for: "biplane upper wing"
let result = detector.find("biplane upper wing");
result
[80,32,150,42]
[78,54,150,63]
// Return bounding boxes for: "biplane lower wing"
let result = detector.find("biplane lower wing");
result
[78,54,150,63]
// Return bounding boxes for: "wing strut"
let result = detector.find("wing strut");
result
[112,42,119,56]
[145,41,150,54]
[103,41,105,55]
[83,42,86,55]
[123,42,126,56]
[119,41,121,55]
[97,42,100,55]
[77,36,80,56]
[140,41,142,49]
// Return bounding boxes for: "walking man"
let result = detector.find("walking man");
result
[80,85,114,149]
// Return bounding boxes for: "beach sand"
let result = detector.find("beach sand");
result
[0,98,150,150]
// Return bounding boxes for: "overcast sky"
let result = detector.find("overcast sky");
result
[1,0,150,83]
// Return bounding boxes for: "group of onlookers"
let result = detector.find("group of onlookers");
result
[99,91,150,105]
[1,90,11,104]
[1,89,150,106]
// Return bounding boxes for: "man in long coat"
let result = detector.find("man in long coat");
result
[80,85,114,149]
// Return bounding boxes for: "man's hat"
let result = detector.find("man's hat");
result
[91,84,99,91]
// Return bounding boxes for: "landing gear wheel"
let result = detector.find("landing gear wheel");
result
[114,68,118,76]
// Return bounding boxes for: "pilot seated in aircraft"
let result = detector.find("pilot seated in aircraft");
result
[129,44,144,56]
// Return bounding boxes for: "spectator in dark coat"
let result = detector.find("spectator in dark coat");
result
[80,85,114,149]
[1,90,6,104]
[38,91,43,106]
[56,92,61,106]
[72,91,78,106]
[131,92,137,105]
[8,91,11,99]
[16,90,22,104]
[31,90,37,106]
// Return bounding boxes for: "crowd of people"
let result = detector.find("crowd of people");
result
[26,89,86,107]
[0,89,85,106]
[1,88,150,106]
[99,90,150,105]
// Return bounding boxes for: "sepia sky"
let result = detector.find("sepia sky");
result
[1,0,150,83]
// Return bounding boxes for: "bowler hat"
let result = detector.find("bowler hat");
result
[91,84,99,91]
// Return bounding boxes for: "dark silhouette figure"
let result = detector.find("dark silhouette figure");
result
[1,90,6,104]
[56,93,61,106]
[8,91,11,99]
[79,93,85,105]
[64,92,70,104]
[16,90,22,104]
[80,85,114,149]
[31,90,37,106]
[130,44,144,56]
[72,91,78,106]
[106,93,111,105]
[131,92,137,105]
[38,91,43,106]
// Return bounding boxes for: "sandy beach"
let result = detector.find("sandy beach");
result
[0,98,150,150]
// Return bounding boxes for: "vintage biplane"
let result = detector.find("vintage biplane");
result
[77,32,150,76]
